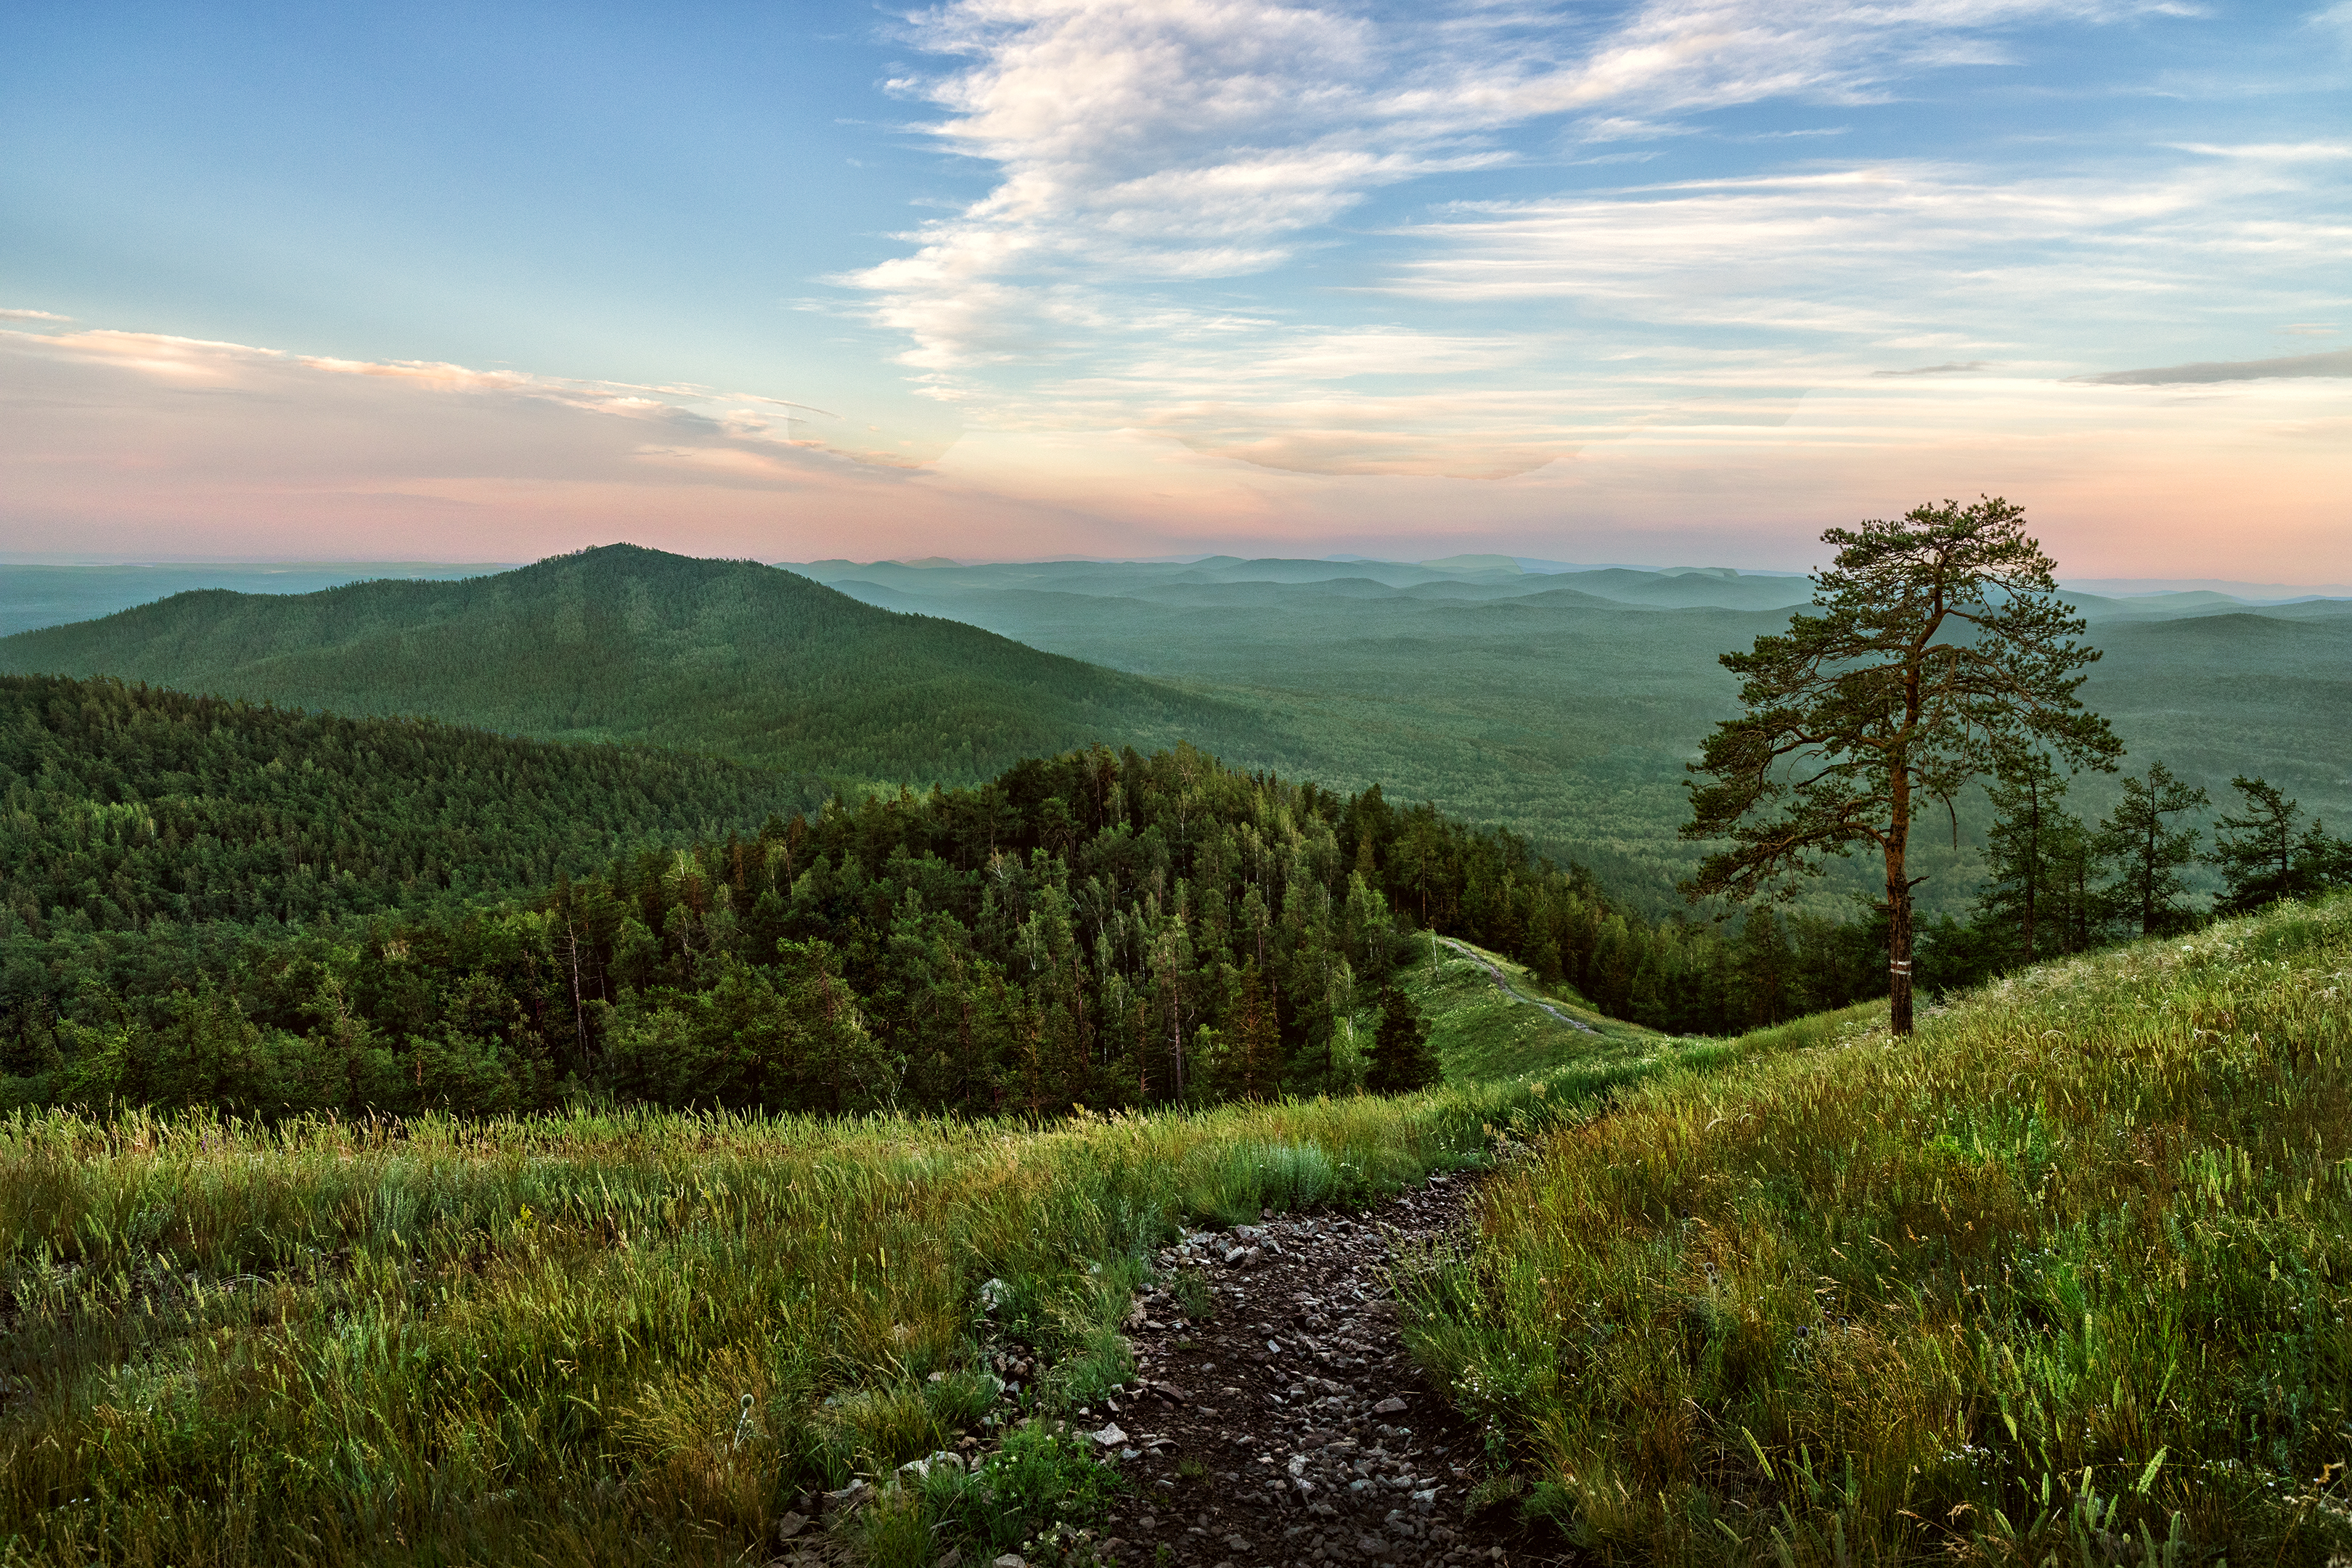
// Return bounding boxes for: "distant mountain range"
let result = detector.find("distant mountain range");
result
[8,554,2344,640]
[791,555,2352,621]
[0,545,1290,785]
[3,544,2344,918]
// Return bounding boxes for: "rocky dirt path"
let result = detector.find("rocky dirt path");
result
[1437,939,1595,1034]
[1079,1172,1561,1568]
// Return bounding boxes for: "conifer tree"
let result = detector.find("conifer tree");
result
[1220,964,1283,1102]
[2096,761,2208,936]
[1683,497,2118,1034]
[2208,775,2351,914]
[1979,753,2098,964]
[1365,986,1439,1094]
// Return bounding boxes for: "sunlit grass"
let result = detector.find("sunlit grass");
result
[1406,894,2352,1562]
[0,1034,1740,1566]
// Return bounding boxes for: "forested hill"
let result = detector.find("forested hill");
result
[1,673,820,934]
[0,741,1885,1119]
[0,544,1288,785]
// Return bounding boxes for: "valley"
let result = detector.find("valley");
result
[10,546,2345,920]
[1,544,2348,1565]
[17,0,2345,1556]
[798,554,2352,914]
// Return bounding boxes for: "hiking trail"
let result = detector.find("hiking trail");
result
[1436,938,1596,1034]
[1079,1172,1558,1567]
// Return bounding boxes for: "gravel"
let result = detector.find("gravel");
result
[1083,1172,1559,1567]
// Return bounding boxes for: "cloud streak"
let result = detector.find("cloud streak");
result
[845,0,2308,480]
[2075,347,2352,383]
[6,326,943,468]
[0,325,1114,562]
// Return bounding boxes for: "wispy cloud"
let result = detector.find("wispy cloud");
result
[2073,346,2352,383]
[1381,155,2348,343]
[7,327,938,468]
[0,326,1107,563]
[846,0,2250,477]
[2167,139,2352,160]
[0,307,74,322]
[2305,1,2352,41]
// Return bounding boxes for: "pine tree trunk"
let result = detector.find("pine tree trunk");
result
[563,923,589,1070]
[1168,995,1185,1103]
[1887,777,1915,1037]
[2020,780,2039,965]
[1887,859,1915,1035]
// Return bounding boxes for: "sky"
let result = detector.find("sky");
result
[3,0,2348,576]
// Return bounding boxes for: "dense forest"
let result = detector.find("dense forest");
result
[7,670,2341,1120]
[0,731,1908,1118]
[0,544,1289,786]
[1,674,823,933]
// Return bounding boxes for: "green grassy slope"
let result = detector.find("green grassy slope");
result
[1389,931,1653,1081]
[1409,892,2352,1560]
[0,1034,1737,1566]
[0,545,1295,788]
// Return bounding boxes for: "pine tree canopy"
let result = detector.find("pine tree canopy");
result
[1683,496,2120,1034]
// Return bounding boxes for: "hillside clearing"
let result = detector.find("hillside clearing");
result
[1395,932,1649,1083]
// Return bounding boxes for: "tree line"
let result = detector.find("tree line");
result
[1914,758,2352,987]
[8,640,2334,1121]
[2,740,1904,1119]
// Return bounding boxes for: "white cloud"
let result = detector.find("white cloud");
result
[6,328,938,468]
[2168,139,2352,160]
[848,0,2214,475]
[1381,155,2352,354]
[0,307,72,322]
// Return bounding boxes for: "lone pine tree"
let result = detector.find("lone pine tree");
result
[1683,497,2119,1035]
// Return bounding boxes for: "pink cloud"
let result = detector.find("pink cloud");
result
[3,323,2348,581]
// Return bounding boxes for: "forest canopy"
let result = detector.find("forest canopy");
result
[0,728,1896,1119]
[1,673,823,934]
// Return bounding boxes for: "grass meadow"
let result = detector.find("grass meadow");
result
[0,1021,1725,1567]
[1407,894,2352,1563]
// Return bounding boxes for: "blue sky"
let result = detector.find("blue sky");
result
[4,0,2348,573]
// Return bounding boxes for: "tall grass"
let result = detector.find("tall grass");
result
[1406,896,2352,1563]
[0,1032,1725,1566]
